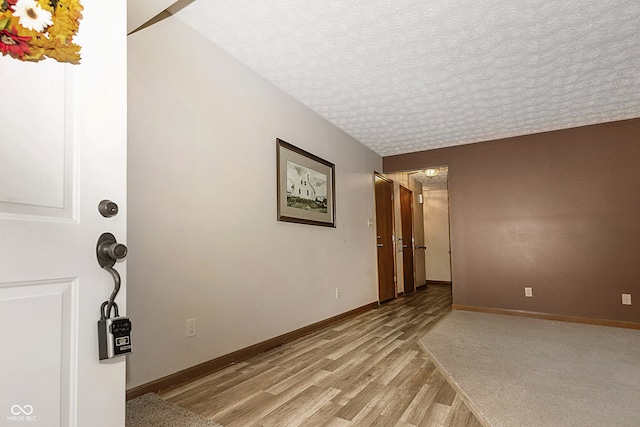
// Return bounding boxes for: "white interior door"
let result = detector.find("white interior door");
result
[0,1,127,426]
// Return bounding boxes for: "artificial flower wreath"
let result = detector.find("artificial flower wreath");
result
[0,0,83,63]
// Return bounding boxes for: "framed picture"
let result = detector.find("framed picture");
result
[277,138,336,227]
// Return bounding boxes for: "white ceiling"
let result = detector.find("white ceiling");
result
[140,1,640,157]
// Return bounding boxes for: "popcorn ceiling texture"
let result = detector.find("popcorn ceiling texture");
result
[174,0,640,156]
[412,168,449,191]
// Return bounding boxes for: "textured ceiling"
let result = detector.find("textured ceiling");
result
[411,168,449,191]
[172,0,640,157]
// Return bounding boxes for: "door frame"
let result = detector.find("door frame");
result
[419,166,453,286]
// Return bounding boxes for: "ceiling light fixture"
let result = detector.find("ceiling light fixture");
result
[424,168,439,178]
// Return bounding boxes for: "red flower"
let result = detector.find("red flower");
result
[0,26,30,58]
[6,0,17,9]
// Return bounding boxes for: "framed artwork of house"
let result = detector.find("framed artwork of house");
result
[277,138,336,227]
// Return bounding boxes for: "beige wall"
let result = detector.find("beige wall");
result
[423,189,452,282]
[127,16,382,389]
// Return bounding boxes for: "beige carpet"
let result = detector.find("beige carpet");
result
[420,310,640,427]
[126,393,223,427]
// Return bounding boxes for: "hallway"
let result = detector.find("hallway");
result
[160,285,482,426]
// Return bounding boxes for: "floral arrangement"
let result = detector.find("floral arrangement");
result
[0,0,83,63]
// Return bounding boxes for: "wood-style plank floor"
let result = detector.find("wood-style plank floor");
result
[161,285,483,427]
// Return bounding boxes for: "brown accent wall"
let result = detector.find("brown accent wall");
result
[384,119,640,322]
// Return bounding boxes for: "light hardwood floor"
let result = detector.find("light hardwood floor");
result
[161,285,483,426]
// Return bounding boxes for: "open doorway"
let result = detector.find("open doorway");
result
[409,167,452,285]
[375,167,451,295]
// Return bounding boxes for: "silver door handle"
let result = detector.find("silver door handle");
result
[403,245,408,248]
[377,243,384,247]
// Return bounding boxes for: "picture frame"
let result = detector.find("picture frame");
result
[277,138,336,227]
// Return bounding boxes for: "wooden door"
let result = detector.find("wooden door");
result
[400,186,415,294]
[374,174,396,302]
[0,1,127,425]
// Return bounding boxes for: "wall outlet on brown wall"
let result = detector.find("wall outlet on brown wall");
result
[524,287,533,298]
[622,294,632,305]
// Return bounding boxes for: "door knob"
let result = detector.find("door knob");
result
[377,243,384,247]
[97,232,128,268]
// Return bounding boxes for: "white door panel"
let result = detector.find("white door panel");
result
[0,62,74,220]
[1,62,65,207]
[0,279,74,426]
[0,1,127,426]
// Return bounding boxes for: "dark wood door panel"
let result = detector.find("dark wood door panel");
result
[400,186,415,294]
[375,174,395,302]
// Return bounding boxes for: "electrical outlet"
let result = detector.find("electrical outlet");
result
[186,318,196,337]
[336,288,341,299]
[622,294,632,305]
[524,287,533,297]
